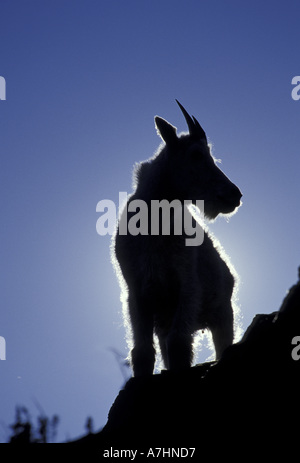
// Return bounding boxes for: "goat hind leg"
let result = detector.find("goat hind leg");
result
[210,304,233,360]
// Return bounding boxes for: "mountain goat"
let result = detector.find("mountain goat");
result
[113,101,242,376]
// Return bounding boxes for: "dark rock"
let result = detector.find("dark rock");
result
[71,269,300,457]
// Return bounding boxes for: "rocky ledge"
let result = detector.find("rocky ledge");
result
[72,269,300,458]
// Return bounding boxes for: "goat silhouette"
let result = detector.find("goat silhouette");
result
[113,101,242,376]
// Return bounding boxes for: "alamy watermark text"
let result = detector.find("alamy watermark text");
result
[96,192,205,246]
[291,76,300,100]
[291,336,300,360]
[0,336,6,360]
[0,76,6,100]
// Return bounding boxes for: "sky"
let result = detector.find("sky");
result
[1,0,300,442]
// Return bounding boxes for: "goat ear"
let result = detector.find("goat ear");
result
[154,116,178,145]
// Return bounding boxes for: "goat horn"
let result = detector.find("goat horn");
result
[192,116,207,141]
[175,100,207,141]
[176,100,194,133]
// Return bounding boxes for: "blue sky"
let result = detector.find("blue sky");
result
[1,0,300,441]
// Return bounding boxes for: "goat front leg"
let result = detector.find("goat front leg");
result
[166,328,194,371]
[166,301,195,371]
[165,289,200,371]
